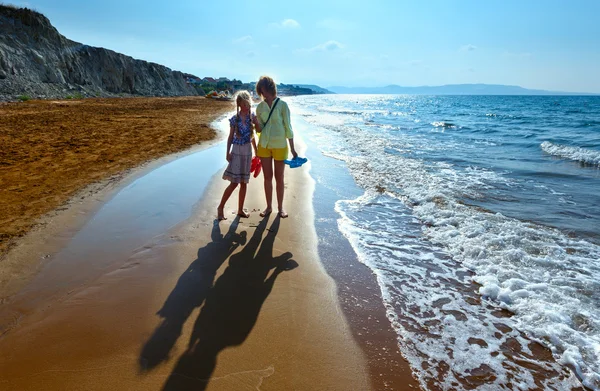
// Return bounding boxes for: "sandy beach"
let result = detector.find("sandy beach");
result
[0,97,230,256]
[2,1,597,389]
[0,97,231,296]
[0,100,419,390]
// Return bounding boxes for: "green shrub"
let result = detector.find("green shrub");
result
[65,93,83,100]
[17,95,30,101]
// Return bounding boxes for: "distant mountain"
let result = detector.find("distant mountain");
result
[294,84,335,94]
[327,84,597,96]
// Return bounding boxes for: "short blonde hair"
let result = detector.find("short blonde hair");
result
[256,75,277,98]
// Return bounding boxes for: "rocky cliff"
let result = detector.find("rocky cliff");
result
[0,5,198,100]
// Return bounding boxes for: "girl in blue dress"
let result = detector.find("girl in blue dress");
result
[217,91,258,220]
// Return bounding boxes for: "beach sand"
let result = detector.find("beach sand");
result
[0,173,363,390]
[0,96,231,295]
[0,101,420,390]
[0,97,231,255]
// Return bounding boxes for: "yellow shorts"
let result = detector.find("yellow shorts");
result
[257,145,288,161]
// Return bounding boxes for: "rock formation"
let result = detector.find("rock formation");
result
[0,5,198,100]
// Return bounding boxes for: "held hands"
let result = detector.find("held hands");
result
[291,148,298,159]
[252,114,261,131]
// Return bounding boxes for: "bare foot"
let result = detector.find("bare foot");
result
[278,210,289,218]
[237,210,250,218]
[217,207,227,221]
[260,208,272,217]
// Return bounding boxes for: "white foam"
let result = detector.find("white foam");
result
[431,121,457,128]
[335,193,583,390]
[541,141,600,166]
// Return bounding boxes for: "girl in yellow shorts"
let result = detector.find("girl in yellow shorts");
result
[252,75,298,218]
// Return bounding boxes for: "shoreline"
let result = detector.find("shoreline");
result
[308,148,421,390]
[0,134,378,390]
[0,104,420,389]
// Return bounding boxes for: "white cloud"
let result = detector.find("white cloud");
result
[282,19,300,28]
[233,35,253,44]
[271,19,300,29]
[310,40,344,52]
[460,44,478,52]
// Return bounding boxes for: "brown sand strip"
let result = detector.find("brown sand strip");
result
[0,156,383,390]
[0,97,232,256]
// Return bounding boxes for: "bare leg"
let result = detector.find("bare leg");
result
[217,182,238,220]
[237,183,249,217]
[274,160,288,218]
[260,157,273,216]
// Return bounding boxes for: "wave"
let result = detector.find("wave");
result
[541,142,600,166]
[431,121,456,128]
[336,193,590,390]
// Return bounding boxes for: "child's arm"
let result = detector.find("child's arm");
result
[226,123,235,161]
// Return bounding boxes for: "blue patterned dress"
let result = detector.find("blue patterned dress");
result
[223,113,255,183]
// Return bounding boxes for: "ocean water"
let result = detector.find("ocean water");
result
[289,95,600,390]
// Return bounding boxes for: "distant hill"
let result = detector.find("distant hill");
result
[327,84,597,96]
[294,84,334,94]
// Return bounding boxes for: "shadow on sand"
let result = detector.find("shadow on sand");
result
[139,217,246,371]
[139,215,297,390]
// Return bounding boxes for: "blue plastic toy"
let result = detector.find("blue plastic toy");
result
[284,156,308,168]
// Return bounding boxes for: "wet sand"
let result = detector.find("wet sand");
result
[0,114,419,389]
[0,160,376,390]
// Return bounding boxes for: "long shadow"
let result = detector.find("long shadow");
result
[161,215,298,391]
[139,217,246,371]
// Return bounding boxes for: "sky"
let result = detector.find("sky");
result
[8,0,600,93]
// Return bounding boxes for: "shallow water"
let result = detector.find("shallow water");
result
[290,95,600,390]
[2,117,230,318]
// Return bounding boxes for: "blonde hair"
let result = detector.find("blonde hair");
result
[232,90,252,139]
[234,90,252,118]
[256,75,277,98]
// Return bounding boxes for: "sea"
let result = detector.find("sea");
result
[287,95,600,390]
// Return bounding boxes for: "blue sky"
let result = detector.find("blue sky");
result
[10,0,600,92]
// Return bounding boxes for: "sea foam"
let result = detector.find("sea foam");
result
[541,141,600,166]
